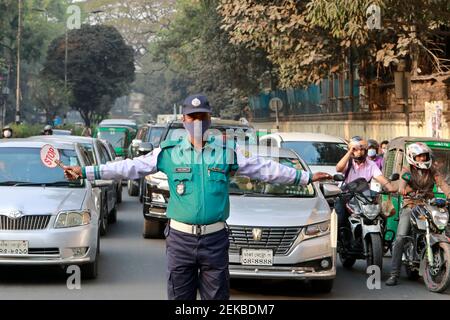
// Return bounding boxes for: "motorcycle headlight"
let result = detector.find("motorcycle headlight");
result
[54,210,91,228]
[431,209,449,230]
[362,204,380,220]
[304,220,330,237]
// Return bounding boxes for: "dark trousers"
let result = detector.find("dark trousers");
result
[165,225,230,300]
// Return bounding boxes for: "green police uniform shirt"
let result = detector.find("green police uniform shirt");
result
[82,135,312,225]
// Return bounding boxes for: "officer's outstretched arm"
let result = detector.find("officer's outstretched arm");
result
[64,148,162,181]
[234,147,312,185]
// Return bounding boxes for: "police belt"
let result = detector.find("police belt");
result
[169,220,225,236]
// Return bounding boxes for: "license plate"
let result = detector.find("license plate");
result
[0,240,29,255]
[240,249,273,266]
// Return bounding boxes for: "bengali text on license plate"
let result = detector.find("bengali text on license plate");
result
[0,240,29,255]
[240,249,273,266]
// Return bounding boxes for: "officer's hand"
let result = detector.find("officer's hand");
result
[312,172,333,182]
[63,166,82,180]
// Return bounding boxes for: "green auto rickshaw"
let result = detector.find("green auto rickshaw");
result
[94,126,136,158]
[381,136,450,251]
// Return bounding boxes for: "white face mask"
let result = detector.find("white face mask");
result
[368,149,377,157]
[3,130,11,138]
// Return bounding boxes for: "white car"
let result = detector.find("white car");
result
[228,146,338,293]
[0,139,104,279]
[258,132,348,176]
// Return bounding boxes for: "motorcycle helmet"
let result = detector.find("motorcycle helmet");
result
[2,125,12,138]
[43,125,53,135]
[350,136,368,162]
[406,142,432,169]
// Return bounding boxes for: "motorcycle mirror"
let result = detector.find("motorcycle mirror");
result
[333,174,345,182]
[389,173,400,182]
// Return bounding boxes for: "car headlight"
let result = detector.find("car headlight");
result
[362,204,380,220]
[304,220,330,237]
[54,210,91,228]
[431,209,449,230]
[152,193,166,203]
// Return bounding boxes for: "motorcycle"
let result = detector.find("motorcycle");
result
[401,192,450,293]
[335,174,399,271]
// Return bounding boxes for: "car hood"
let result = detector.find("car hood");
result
[308,165,337,176]
[0,187,87,215]
[228,195,330,227]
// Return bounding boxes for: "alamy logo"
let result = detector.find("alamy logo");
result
[366,265,381,290]
[366,4,381,30]
[66,265,81,290]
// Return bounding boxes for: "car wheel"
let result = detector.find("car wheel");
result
[143,219,163,238]
[116,185,122,204]
[81,235,99,280]
[99,199,108,236]
[128,179,139,197]
[311,279,334,293]
[108,205,117,224]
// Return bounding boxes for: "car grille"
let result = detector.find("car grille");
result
[0,215,51,230]
[228,226,302,256]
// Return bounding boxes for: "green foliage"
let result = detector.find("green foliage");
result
[43,24,135,126]
[146,0,271,118]
[219,0,450,88]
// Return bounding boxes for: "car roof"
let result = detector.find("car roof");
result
[0,138,77,150]
[28,135,96,145]
[97,125,130,131]
[387,136,450,150]
[168,119,252,129]
[100,119,137,125]
[260,132,346,143]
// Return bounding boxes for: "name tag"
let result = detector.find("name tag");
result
[209,167,225,173]
[175,167,191,173]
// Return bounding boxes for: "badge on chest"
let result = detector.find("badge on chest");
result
[176,182,185,195]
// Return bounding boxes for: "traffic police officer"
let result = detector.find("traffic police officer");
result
[63,94,332,300]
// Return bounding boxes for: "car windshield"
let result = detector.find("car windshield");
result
[97,130,126,148]
[281,141,348,166]
[147,127,165,146]
[229,156,315,197]
[0,147,83,187]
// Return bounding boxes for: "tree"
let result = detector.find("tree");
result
[219,0,450,88]
[43,24,135,126]
[150,0,271,117]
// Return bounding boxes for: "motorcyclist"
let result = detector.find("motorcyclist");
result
[335,136,397,243]
[386,142,450,286]
[368,139,383,170]
[1,126,13,139]
[42,125,53,135]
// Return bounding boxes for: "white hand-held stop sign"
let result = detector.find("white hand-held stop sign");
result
[40,144,79,179]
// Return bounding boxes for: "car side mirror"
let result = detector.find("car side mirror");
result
[389,173,400,182]
[322,183,342,197]
[137,142,153,156]
[131,139,142,148]
[333,174,345,182]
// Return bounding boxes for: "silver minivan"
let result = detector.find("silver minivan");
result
[227,146,337,293]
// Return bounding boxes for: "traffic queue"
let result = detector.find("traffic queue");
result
[1,95,450,299]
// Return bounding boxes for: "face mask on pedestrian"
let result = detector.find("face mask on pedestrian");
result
[183,119,211,144]
[3,130,11,138]
[368,149,377,157]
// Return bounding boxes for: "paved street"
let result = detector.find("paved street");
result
[0,189,449,300]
